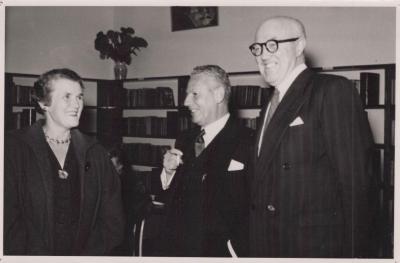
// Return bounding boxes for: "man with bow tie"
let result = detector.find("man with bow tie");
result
[249,16,378,257]
[155,65,253,257]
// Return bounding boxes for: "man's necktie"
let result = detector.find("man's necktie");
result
[257,89,280,156]
[195,129,205,157]
[265,89,280,127]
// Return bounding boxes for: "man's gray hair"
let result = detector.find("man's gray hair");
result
[191,65,231,101]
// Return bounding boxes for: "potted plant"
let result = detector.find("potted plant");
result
[95,27,148,79]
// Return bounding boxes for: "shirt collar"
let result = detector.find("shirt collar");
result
[202,113,230,147]
[275,63,307,101]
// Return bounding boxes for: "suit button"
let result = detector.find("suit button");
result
[282,163,291,170]
[266,204,276,212]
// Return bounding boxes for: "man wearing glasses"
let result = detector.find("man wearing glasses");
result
[249,16,378,257]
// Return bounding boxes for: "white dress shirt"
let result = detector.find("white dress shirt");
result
[160,113,230,190]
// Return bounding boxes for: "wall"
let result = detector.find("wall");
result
[5,6,396,79]
[114,6,396,78]
[5,6,114,78]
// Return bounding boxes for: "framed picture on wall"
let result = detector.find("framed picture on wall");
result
[171,6,218,31]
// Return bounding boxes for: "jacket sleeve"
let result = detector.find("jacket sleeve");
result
[84,146,125,255]
[320,76,378,257]
[3,136,28,254]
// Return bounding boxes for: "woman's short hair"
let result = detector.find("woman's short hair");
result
[32,68,84,114]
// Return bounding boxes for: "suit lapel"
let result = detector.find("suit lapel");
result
[201,117,237,169]
[255,69,314,178]
[186,117,238,180]
[181,128,199,164]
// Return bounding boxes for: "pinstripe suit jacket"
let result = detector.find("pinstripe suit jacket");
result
[250,69,379,257]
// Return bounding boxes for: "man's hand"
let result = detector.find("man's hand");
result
[163,148,183,175]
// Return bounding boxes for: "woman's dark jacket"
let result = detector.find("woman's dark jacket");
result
[4,121,125,255]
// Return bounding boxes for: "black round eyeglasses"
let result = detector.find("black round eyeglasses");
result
[249,37,299,56]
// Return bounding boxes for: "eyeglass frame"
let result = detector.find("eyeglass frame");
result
[249,37,299,56]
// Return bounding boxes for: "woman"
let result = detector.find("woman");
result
[4,68,125,255]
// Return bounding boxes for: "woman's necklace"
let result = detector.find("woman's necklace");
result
[43,129,71,179]
[45,133,71,145]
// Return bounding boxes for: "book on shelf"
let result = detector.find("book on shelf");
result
[125,87,175,107]
[157,87,175,107]
[360,72,380,106]
[178,76,190,106]
[124,116,169,137]
[177,110,198,133]
[231,85,259,107]
[238,117,258,130]
[230,85,273,108]
[13,84,34,105]
[167,111,179,137]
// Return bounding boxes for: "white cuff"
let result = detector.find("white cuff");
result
[160,169,176,190]
[227,239,238,257]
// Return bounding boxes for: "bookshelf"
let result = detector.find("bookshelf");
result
[5,73,39,131]
[119,77,190,182]
[4,63,395,257]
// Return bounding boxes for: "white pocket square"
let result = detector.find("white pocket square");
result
[228,159,244,171]
[289,116,304,127]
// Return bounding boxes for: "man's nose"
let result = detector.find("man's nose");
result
[184,94,192,107]
[70,97,80,108]
[260,45,272,59]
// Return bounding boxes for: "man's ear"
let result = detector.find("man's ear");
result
[213,86,225,103]
[295,37,306,57]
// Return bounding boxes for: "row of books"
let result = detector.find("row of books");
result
[230,85,272,107]
[123,143,170,166]
[229,72,379,108]
[124,116,169,137]
[8,72,380,109]
[123,114,260,138]
[123,112,197,138]
[165,111,198,135]
[124,87,175,108]
[12,84,34,105]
